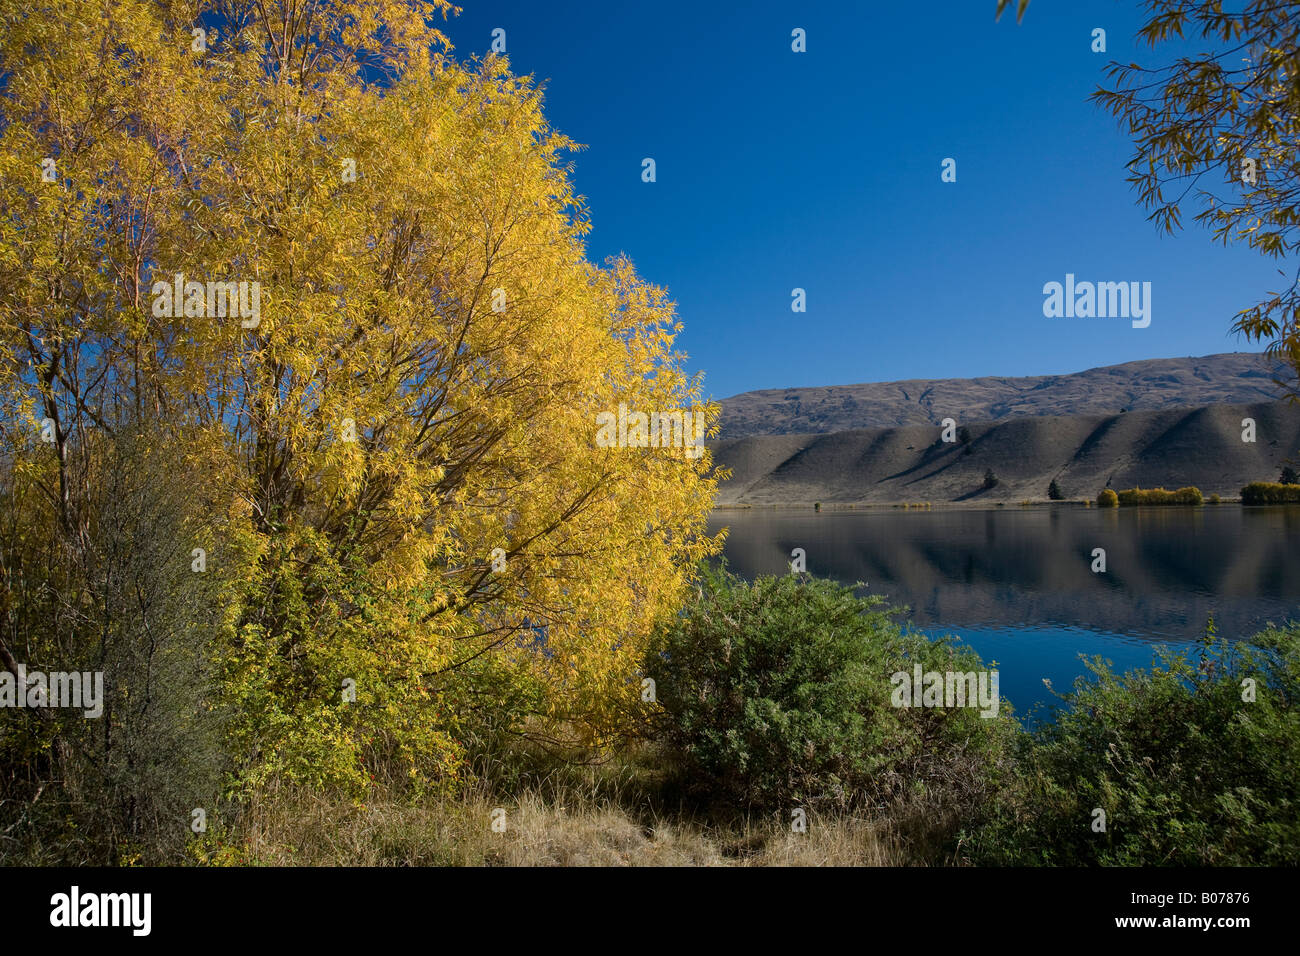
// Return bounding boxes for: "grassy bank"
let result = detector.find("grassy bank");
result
[196,571,1299,868]
[198,773,928,867]
[8,568,1298,867]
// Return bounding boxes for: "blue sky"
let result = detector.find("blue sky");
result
[439,1,1284,400]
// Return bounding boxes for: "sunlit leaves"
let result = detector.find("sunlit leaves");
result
[1090,1,1300,396]
[0,0,722,795]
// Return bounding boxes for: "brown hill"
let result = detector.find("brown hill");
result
[720,352,1289,438]
[712,399,1300,505]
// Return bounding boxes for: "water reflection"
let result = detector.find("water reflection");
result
[709,506,1300,716]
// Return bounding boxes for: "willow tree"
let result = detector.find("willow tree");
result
[1091,1,1300,395]
[0,0,721,802]
[999,0,1300,396]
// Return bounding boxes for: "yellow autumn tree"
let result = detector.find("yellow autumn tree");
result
[0,0,722,806]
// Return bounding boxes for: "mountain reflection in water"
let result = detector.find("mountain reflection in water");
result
[709,506,1300,717]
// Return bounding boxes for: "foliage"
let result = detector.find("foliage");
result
[1241,481,1300,505]
[982,469,999,490]
[968,625,1300,865]
[1087,1,1300,396]
[1116,486,1203,506]
[1047,479,1064,500]
[1280,466,1298,485]
[643,565,1018,811]
[1002,0,1300,394]
[994,0,1031,24]
[1097,489,1119,508]
[0,0,722,842]
[0,427,247,863]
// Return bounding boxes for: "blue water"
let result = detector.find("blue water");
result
[912,624,1162,723]
[710,506,1300,717]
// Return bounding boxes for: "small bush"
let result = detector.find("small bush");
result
[1116,486,1203,506]
[1097,489,1119,508]
[644,565,1017,811]
[967,625,1300,865]
[1242,481,1300,505]
[1047,479,1064,501]
[1209,493,1222,504]
[1280,466,1298,485]
[983,469,999,490]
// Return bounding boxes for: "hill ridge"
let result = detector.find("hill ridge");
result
[719,352,1289,439]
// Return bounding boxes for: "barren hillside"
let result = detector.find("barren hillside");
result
[720,353,1288,438]
[712,399,1300,504]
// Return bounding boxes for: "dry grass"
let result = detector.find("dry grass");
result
[198,740,972,867]
[221,783,928,866]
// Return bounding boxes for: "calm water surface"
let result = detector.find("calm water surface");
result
[708,505,1300,719]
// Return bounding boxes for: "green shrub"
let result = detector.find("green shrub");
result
[967,625,1300,865]
[0,429,243,864]
[983,469,999,490]
[1241,481,1300,505]
[643,565,1017,811]
[1280,466,1298,485]
[1116,485,1203,506]
[1209,493,1221,504]
[1097,489,1119,508]
[1047,479,1064,500]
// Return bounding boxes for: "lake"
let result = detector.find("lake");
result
[708,505,1300,720]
